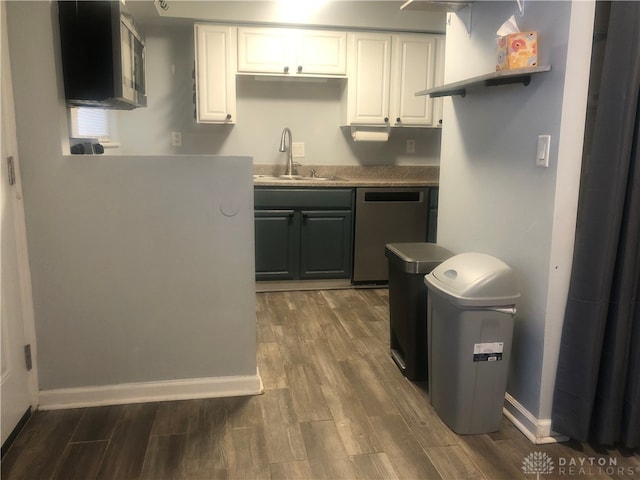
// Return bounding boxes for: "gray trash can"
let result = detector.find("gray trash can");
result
[385,243,453,381]
[424,252,519,434]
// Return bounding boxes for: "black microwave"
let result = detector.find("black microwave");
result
[58,1,146,110]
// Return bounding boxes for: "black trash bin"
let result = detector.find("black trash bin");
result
[385,242,453,381]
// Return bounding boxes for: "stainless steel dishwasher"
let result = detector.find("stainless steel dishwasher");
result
[353,187,429,283]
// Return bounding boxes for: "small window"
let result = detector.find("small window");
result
[69,107,111,142]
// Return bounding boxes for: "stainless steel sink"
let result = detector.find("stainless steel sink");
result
[277,174,305,180]
[253,174,347,182]
[303,175,347,181]
[252,175,287,181]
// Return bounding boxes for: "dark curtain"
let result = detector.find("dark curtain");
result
[552,1,640,448]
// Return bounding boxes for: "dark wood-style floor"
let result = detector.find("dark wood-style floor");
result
[2,288,639,479]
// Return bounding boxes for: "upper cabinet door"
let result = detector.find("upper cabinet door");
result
[345,32,443,127]
[295,30,346,75]
[432,36,446,127]
[346,32,392,125]
[194,24,237,124]
[389,34,437,127]
[237,27,346,76]
[237,27,293,74]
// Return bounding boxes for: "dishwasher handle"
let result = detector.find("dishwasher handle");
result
[363,191,423,202]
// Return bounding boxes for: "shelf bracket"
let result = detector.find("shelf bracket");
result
[431,89,466,99]
[454,4,473,38]
[485,74,532,88]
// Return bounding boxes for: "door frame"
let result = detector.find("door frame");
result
[1,0,39,414]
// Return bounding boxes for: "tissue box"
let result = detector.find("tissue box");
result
[496,32,538,70]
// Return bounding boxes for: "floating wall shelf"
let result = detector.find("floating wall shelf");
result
[415,65,551,98]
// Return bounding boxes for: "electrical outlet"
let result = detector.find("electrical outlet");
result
[292,142,305,158]
[171,131,182,147]
[406,139,416,154]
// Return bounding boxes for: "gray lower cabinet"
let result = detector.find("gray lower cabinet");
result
[254,188,354,281]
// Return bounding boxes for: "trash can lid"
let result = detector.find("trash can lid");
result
[385,243,454,274]
[424,252,520,307]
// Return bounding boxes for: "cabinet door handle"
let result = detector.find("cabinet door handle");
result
[297,65,303,73]
[256,209,295,217]
[284,66,289,73]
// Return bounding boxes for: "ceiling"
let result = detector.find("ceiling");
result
[124,1,447,32]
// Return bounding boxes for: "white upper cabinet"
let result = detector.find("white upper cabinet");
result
[294,30,347,75]
[237,27,291,74]
[194,24,237,124]
[193,24,442,127]
[238,27,347,76]
[389,34,437,127]
[346,32,443,127]
[346,33,392,125]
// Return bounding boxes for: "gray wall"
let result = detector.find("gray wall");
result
[437,1,594,422]
[6,2,257,389]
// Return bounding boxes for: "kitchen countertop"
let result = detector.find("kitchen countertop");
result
[253,165,439,187]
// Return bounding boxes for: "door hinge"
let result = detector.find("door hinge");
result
[24,344,32,371]
[7,156,16,186]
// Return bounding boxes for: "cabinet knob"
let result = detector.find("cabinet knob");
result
[284,66,289,73]
[226,113,232,120]
[439,119,443,125]
[297,65,303,73]
[396,117,401,124]
[384,117,389,123]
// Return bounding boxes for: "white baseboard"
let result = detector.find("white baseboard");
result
[503,392,569,444]
[38,373,264,411]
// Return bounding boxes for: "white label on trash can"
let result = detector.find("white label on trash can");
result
[473,342,504,362]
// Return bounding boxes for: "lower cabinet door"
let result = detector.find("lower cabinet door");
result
[299,210,353,279]
[254,210,299,281]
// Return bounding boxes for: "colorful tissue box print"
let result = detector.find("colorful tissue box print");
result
[496,36,509,70]
[496,32,537,71]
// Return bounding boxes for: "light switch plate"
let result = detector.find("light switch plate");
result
[536,135,550,168]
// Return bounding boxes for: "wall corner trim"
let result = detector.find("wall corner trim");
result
[503,393,570,445]
[37,373,264,411]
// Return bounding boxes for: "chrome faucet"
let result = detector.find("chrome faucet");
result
[278,127,294,176]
